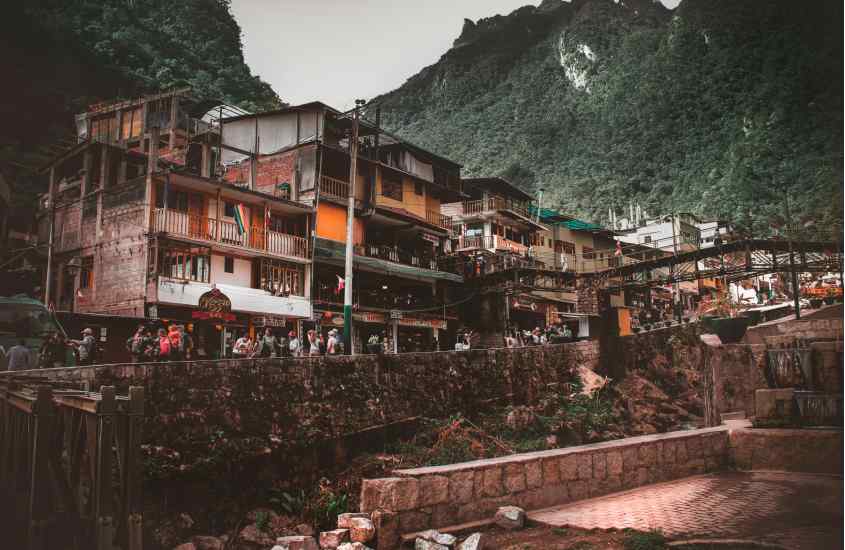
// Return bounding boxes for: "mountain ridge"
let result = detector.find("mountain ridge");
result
[369,0,843,236]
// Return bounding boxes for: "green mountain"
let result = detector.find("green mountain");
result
[369,0,843,237]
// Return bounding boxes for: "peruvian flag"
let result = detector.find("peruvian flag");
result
[336,275,345,294]
[614,240,623,257]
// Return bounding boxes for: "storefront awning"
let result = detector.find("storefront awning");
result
[157,279,312,318]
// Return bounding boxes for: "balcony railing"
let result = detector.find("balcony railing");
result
[319,175,349,201]
[358,243,440,271]
[454,234,528,255]
[153,208,308,260]
[462,196,531,219]
[426,209,452,231]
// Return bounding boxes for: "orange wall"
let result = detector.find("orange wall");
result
[375,171,439,219]
[316,202,364,243]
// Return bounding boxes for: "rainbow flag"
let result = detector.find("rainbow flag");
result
[233,204,247,235]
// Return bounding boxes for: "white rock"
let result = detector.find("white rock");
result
[337,543,373,550]
[414,539,449,550]
[319,529,350,549]
[457,533,484,550]
[418,529,457,547]
[494,505,525,530]
[275,534,319,550]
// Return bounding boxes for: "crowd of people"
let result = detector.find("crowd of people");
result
[124,324,195,363]
[230,327,347,358]
[504,324,574,348]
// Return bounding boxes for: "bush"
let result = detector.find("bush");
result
[623,529,667,550]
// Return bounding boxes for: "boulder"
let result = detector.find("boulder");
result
[296,524,315,537]
[418,530,457,547]
[337,543,374,550]
[319,529,350,549]
[494,506,525,530]
[337,513,370,530]
[414,539,449,550]
[348,517,376,543]
[275,535,319,550]
[238,524,275,547]
[457,533,484,550]
[172,544,196,550]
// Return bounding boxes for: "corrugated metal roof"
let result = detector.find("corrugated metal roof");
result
[530,206,604,231]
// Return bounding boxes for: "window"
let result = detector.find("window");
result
[79,256,94,289]
[161,249,210,282]
[224,202,235,217]
[90,116,118,142]
[382,175,402,201]
[414,182,424,196]
[258,259,304,296]
[555,240,576,254]
[643,235,652,244]
[224,256,234,273]
[121,108,142,139]
[582,246,595,260]
[154,183,190,212]
[465,223,484,237]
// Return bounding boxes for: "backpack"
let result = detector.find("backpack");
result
[159,337,171,357]
[169,330,182,351]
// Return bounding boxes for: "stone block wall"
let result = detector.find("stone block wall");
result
[745,318,844,345]
[704,343,768,425]
[360,426,730,534]
[3,343,591,467]
[811,341,843,393]
[729,427,843,474]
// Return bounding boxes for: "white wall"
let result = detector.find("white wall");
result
[211,254,252,287]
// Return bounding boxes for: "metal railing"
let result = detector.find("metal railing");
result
[0,380,143,550]
[153,208,308,260]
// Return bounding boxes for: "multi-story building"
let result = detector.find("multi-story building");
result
[41,89,313,361]
[218,102,465,353]
[697,219,734,248]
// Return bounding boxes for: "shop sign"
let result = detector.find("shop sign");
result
[353,311,386,324]
[390,310,403,320]
[254,315,287,327]
[398,317,447,330]
[193,287,236,321]
[511,298,538,311]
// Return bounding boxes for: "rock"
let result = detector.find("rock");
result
[505,406,537,431]
[348,517,376,543]
[545,435,558,448]
[238,524,275,547]
[418,529,457,547]
[172,544,196,550]
[457,533,484,550]
[319,529,350,549]
[494,506,525,530]
[337,513,370,529]
[296,524,315,537]
[337,543,373,550]
[275,535,319,550]
[414,539,449,550]
[192,536,224,550]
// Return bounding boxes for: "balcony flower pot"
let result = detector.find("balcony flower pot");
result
[706,317,751,344]
[632,327,641,334]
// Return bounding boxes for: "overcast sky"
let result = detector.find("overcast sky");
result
[230,0,681,110]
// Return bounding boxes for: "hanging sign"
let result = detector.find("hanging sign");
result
[397,317,447,330]
[353,312,386,324]
[193,287,236,321]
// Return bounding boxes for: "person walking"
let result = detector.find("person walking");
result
[156,328,172,361]
[232,332,251,358]
[40,332,68,368]
[6,339,32,371]
[182,325,195,361]
[168,325,184,361]
[71,328,97,366]
[126,325,147,363]
[307,330,320,356]
[288,330,301,357]
[259,327,278,358]
[326,329,339,355]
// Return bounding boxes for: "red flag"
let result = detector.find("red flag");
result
[614,240,623,257]
[336,275,345,294]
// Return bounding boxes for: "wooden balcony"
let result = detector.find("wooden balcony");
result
[153,208,308,261]
[319,175,349,201]
[462,196,531,219]
[426,209,453,231]
[455,234,528,255]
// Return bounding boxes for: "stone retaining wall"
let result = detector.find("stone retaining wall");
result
[745,317,844,346]
[729,427,843,474]
[0,342,597,470]
[360,426,730,536]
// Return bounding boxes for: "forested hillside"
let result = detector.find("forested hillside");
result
[1,0,280,215]
[370,0,843,236]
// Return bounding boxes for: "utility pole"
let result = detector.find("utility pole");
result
[536,187,544,224]
[44,202,54,307]
[784,193,801,319]
[670,212,681,321]
[343,100,365,354]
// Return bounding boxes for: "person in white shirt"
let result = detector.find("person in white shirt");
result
[232,334,251,358]
[288,331,301,357]
[326,329,339,355]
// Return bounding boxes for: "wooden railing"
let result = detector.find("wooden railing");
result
[462,196,531,219]
[0,380,143,550]
[455,234,528,255]
[426,210,452,231]
[358,244,440,271]
[153,208,308,260]
[319,175,349,201]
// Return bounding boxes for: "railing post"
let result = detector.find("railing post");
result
[93,386,117,550]
[28,386,55,550]
[124,387,144,550]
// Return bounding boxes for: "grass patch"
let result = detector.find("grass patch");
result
[624,529,667,550]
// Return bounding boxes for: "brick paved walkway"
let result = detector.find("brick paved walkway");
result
[529,472,843,549]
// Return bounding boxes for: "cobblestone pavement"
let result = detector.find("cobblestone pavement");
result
[529,471,843,549]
